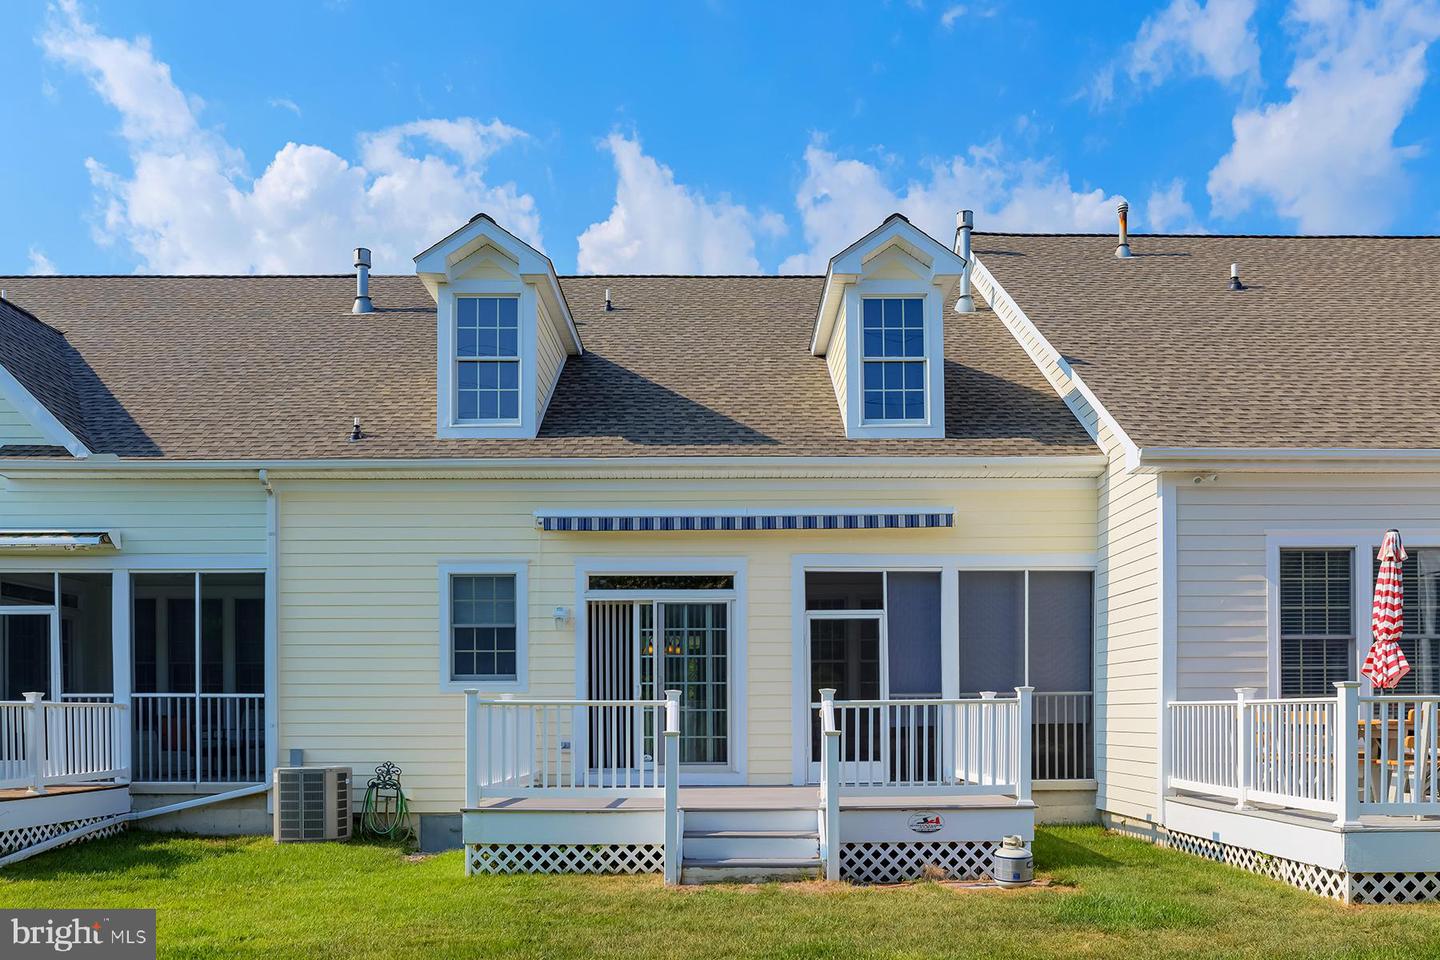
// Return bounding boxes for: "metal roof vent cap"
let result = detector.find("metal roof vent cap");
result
[604,287,613,312]
[1114,200,1133,259]
[954,209,975,313]
[352,247,375,314]
[1229,262,1245,291]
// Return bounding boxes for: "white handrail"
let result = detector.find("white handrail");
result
[0,695,129,792]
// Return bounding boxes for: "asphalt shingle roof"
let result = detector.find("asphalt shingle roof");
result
[0,273,1095,461]
[974,232,1440,450]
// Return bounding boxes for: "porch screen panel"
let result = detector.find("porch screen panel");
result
[59,573,112,698]
[132,573,198,782]
[885,572,942,697]
[1279,549,1353,697]
[957,571,1024,694]
[589,601,637,769]
[199,574,265,784]
[1026,572,1093,692]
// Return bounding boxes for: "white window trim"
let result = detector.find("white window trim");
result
[842,280,945,439]
[573,556,749,785]
[787,552,1097,784]
[454,294,523,427]
[436,280,539,439]
[1264,530,1440,697]
[439,561,529,692]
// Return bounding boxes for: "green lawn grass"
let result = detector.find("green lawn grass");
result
[2,826,1438,959]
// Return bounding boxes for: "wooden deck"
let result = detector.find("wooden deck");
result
[466,785,1025,813]
[0,782,126,803]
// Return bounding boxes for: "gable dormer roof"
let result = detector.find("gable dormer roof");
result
[0,298,91,457]
[810,213,968,357]
[414,212,582,354]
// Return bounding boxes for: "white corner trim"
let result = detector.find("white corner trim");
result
[973,255,1140,471]
[1156,477,1178,823]
[438,560,530,693]
[0,364,90,458]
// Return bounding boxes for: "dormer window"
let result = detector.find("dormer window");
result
[810,213,966,441]
[456,296,521,423]
[861,297,926,423]
[414,213,583,440]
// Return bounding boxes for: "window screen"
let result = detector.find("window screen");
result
[886,572,942,697]
[1279,549,1353,696]
[958,571,1025,694]
[1027,571,1093,693]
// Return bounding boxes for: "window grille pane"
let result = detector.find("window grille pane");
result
[451,575,518,680]
[457,359,520,423]
[1279,549,1353,696]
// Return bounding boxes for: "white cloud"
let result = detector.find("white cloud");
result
[576,134,785,274]
[268,97,301,116]
[1145,178,1208,232]
[1208,0,1440,231]
[940,5,966,28]
[1095,0,1260,102]
[778,141,1123,273]
[27,247,58,276]
[41,0,540,273]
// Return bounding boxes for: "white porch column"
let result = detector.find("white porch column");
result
[820,688,840,882]
[663,689,681,886]
[1015,686,1034,806]
[464,689,480,809]
[1234,687,1255,811]
[23,691,46,794]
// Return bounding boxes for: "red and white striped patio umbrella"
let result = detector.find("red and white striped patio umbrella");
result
[1363,528,1411,690]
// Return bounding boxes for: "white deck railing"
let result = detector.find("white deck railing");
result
[0,693,129,792]
[817,689,1034,798]
[464,691,683,883]
[1168,683,1440,822]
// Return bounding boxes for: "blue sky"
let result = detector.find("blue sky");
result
[4,0,1440,275]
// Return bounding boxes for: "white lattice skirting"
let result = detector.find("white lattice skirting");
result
[0,816,126,859]
[1167,831,1440,905]
[467,843,664,876]
[840,841,998,884]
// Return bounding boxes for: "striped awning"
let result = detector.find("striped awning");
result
[535,510,954,533]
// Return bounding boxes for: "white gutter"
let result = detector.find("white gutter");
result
[0,453,1109,479]
[1135,447,1440,473]
[0,782,269,869]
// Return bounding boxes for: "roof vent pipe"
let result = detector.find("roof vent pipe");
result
[1229,262,1244,291]
[604,287,613,312]
[1114,200,1133,259]
[352,247,374,314]
[954,210,975,313]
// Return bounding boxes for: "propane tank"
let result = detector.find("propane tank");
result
[991,835,1033,888]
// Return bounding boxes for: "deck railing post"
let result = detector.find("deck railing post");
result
[663,689,681,886]
[22,692,46,794]
[1234,687,1254,810]
[1015,687,1034,806]
[1334,681,1361,826]
[819,688,840,882]
[464,690,480,809]
[116,702,131,784]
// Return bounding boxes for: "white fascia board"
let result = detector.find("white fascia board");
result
[0,364,90,458]
[810,215,967,356]
[0,453,1109,480]
[1135,446,1440,473]
[972,254,1139,471]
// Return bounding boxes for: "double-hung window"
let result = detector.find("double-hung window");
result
[442,564,527,689]
[1278,549,1354,696]
[861,297,926,422]
[456,296,520,423]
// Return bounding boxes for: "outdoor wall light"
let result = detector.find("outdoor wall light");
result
[552,606,571,627]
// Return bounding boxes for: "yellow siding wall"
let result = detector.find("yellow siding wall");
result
[535,296,567,416]
[0,477,267,557]
[0,394,48,446]
[276,477,1097,813]
[825,315,848,428]
[975,257,1160,824]
[1176,475,1440,699]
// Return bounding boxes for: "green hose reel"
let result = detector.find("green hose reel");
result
[361,761,416,844]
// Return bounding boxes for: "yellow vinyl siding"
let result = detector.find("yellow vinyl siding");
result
[1175,475,1440,699]
[825,315,848,427]
[0,393,48,446]
[975,256,1160,825]
[0,478,267,557]
[276,477,1097,813]
[535,295,568,417]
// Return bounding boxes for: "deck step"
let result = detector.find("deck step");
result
[680,857,823,884]
[683,830,820,862]
[682,807,819,834]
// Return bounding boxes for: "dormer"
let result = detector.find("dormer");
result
[810,214,967,440]
[415,214,583,439]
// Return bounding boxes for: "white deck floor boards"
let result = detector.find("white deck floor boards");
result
[466,785,1024,813]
